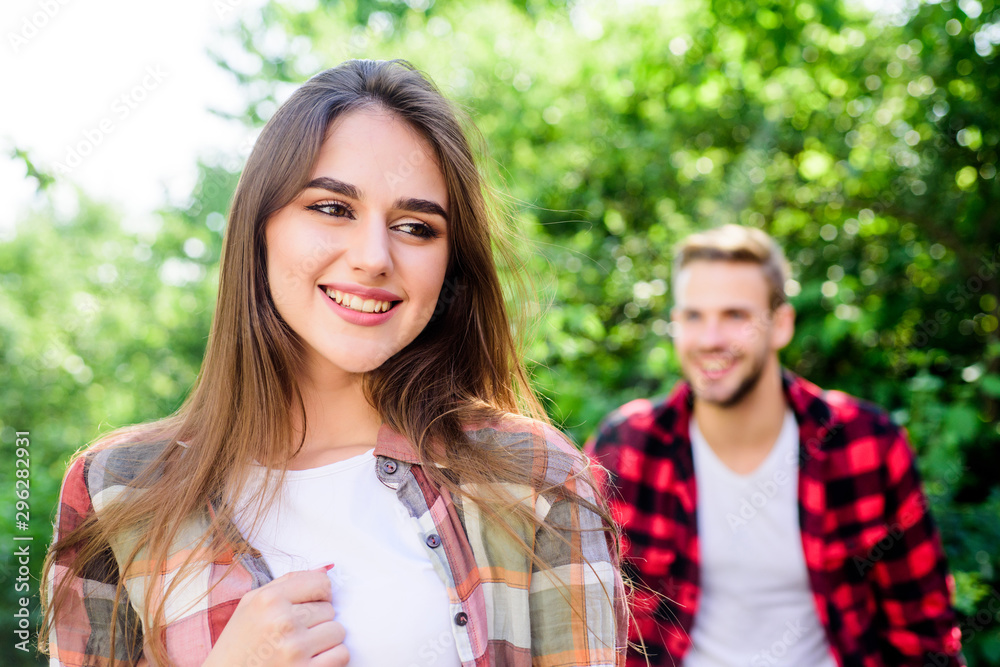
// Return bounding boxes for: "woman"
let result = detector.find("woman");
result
[43,59,626,666]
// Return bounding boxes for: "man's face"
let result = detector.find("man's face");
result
[671,260,793,407]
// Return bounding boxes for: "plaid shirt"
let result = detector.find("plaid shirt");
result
[585,370,963,667]
[48,418,626,667]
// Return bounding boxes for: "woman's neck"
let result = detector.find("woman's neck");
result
[285,369,383,470]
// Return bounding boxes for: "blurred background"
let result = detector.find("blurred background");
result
[1,0,998,663]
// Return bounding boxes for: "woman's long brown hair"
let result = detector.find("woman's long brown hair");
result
[41,59,620,665]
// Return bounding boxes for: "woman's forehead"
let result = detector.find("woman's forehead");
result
[310,108,448,210]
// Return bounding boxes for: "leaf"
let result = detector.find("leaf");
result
[944,404,980,445]
[980,374,1000,398]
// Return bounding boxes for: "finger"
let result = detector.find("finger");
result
[311,641,350,667]
[292,600,336,628]
[305,619,347,657]
[272,569,333,604]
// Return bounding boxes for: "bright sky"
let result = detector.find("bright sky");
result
[0,0,272,232]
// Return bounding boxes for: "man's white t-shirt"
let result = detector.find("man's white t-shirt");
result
[233,449,462,667]
[682,410,837,667]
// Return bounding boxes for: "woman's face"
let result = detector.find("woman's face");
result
[265,108,450,379]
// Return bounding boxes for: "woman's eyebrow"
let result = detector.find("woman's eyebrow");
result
[305,177,361,199]
[306,176,447,220]
[393,197,448,220]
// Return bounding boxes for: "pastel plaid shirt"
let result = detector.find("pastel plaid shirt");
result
[585,371,963,667]
[48,417,626,666]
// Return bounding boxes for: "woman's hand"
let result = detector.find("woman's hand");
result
[204,566,348,666]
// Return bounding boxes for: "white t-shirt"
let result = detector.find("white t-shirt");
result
[683,411,836,667]
[233,449,462,667]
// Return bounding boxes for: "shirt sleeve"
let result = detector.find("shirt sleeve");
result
[871,427,964,665]
[529,431,628,667]
[46,455,147,667]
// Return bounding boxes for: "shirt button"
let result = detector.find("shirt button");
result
[454,612,469,626]
[381,459,398,474]
[426,534,441,548]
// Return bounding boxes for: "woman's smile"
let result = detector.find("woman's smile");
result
[320,284,400,326]
[324,289,394,314]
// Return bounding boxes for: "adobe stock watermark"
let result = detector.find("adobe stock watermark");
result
[852,459,964,577]
[910,242,1000,348]
[404,630,455,667]
[749,614,819,666]
[725,414,845,532]
[8,0,72,53]
[268,235,344,306]
[12,430,33,653]
[54,65,168,176]
[428,274,465,325]
[213,0,244,19]
[384,147,430,193]
[923,586,1000,666]
[725,465,793,532]
[750,619,820,667]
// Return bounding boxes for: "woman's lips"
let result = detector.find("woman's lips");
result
[320,286,398,326]
[324,287,394,313]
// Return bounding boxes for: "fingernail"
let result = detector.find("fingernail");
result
[322,563,335,571]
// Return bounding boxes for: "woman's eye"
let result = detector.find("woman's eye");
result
[393,221,439,239]
[306,201,354,218]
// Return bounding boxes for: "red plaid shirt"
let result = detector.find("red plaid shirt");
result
[585,370,963,667]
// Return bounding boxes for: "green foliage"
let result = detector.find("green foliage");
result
[2,0,998,663]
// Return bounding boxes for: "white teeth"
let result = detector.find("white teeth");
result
[323,287,392,314]
[702,360,732,371]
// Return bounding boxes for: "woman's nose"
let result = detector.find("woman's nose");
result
[346,218,393,277]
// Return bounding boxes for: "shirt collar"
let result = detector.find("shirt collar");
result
[781,369,826,417]
[373,423,422,464]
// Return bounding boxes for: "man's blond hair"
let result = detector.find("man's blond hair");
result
[673,224,791,310]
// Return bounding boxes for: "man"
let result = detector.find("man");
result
[586,225,963,666]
